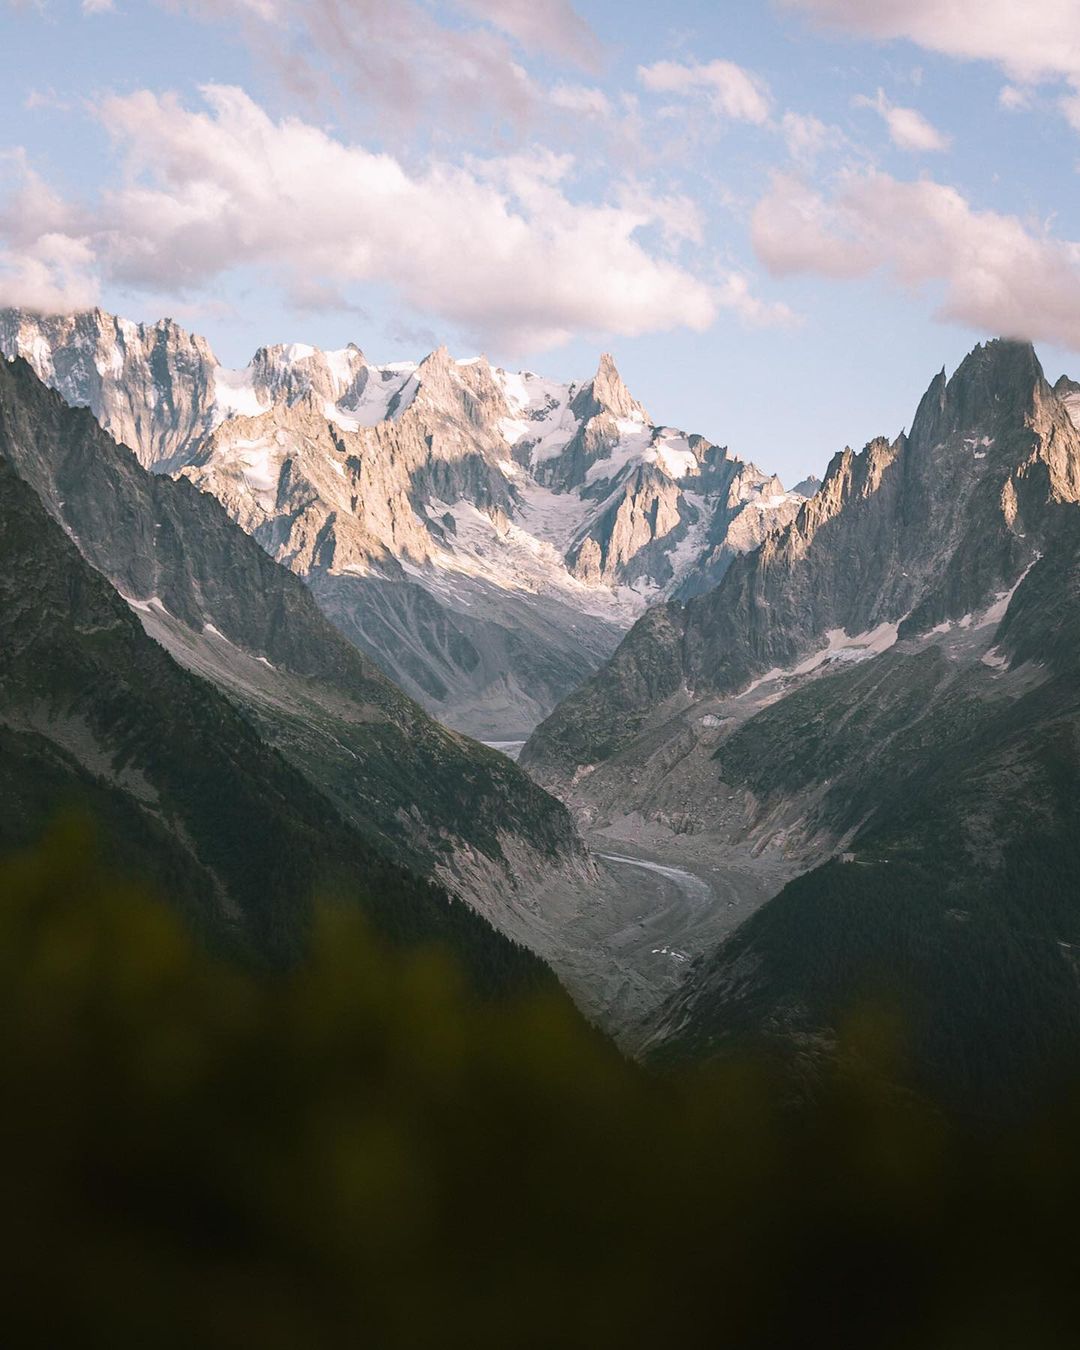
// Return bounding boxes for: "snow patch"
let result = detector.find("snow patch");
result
[238,443,281,494]
[323,400,360,432]
[94,343,125,381]
[324,347,362,392]
[491,367,580,462]
[121,594,169,616]
[979,559,1041,626]
[214,366,266,421]
[653,433,698,480]
[343,364,418,426]
[583,425,653,485]
[793,623,901,673]
[739,622,901,697]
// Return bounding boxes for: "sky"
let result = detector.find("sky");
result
[3,0,1080,485]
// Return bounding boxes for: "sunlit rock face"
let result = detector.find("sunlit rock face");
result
[3,308,804,736]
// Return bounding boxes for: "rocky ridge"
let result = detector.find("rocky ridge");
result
[645,516,1080,1114]
[522,341,1080,794]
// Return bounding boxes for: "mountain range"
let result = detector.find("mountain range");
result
[0,348,718,1033]
[0,308,806,738]
[6,306,1080,1114]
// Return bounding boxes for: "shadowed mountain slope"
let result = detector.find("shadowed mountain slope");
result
[0,452,553,995]
[0,355,589,931]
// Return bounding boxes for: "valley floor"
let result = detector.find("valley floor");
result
[512,822,795,1050]
[481,739,527,760]
[482,737,798,1045]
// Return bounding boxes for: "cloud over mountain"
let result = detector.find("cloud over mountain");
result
[753,170,1080,350]
[1,85,767,352]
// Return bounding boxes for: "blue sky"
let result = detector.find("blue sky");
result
[3,0,1080,484]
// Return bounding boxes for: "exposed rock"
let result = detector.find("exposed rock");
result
[0,308,218,472]
[1055,373,1080,430]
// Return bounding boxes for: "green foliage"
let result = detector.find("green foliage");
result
[6,822,1080,1348]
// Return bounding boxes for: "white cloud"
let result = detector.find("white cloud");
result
[82,0,115,12]
[549,84,612,118]
[715,273,798,330]
[999,85,1032,112]
[0,153,98,309]
[0,234,99,312]
[786,0,1080,133]
[24,88,72,113]
[18,84,734,352]
[752,173,874,280]
[638,59,772,124]
[780,111,839,162]
[455,0,602,69]
[1062,91,1080,133]
[783,0,1080,83]
[752,170,1080,350]
[853,88,950,152]
[614,182,706,249]
[175,0,598,133]
[0,149,79,246]
[179,0,533,131]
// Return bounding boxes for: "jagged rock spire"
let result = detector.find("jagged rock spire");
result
[908,339,1044,454]
[570,352,649,424]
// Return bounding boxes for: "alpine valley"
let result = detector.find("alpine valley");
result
[525,339,1080,1114]
[6,306,1080,1115]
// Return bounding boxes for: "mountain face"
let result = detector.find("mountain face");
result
[0,355,590,939]
[1055,374,1080,431]
[0,308,805,737]
[0,449,555,996]
[647,522,1080,1116]
[0,309,220,474]
[523,341,1080,793]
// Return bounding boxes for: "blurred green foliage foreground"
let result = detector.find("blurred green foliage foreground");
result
[5,822,1080,1350]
